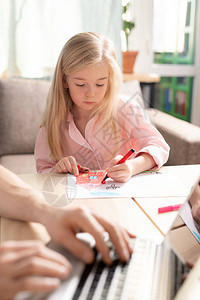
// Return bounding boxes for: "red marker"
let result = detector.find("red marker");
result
[158,204,182,214]
[77,165,89,173]
[101,149,135,184]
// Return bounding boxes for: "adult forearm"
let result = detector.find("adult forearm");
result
[0,166,53,223]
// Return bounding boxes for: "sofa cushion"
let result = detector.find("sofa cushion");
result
[148,108,200,165]
[0,78,50,156]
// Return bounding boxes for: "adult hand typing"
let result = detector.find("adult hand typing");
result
[0,240,70,300]
[0,165,134,297]
[41,206,134,266]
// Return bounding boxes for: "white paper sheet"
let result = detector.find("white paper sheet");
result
[66,172,189,199]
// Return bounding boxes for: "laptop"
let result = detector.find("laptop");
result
[15,176,200,300]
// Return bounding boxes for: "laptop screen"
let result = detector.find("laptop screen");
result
[180,181,200,244]
[168,177,200,265]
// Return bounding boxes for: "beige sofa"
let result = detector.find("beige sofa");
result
[0,78,50,173]
[0,78,200,174]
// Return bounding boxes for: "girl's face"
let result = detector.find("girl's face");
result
[65,62,109,116]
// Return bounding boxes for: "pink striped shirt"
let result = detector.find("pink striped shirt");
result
[34,99,170,173]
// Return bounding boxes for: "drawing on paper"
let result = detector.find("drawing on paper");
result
[76,171,107,190]
[66,171,189,199]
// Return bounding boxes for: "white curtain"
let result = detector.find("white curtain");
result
[0,0,122,79]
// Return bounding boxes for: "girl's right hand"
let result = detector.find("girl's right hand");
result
[55,156,79,175]
[55,157,89,175]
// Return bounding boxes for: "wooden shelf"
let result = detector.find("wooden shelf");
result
[123,73,160,83]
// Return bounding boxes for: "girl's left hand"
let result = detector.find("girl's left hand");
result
[106,155,133,183]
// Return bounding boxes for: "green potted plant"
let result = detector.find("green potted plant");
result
[122,0,138,73]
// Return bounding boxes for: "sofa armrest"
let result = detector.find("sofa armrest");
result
[147,109,200,165]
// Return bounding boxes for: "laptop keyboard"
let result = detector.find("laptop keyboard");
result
[170,250,190,299]
[15,237,190,300]
[72,238,157,300]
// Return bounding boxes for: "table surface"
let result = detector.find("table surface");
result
[1,165,200,248]
[1,164,200,300]
[0,197,162,243]
[134,164,200,235]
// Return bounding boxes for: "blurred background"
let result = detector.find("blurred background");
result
[0,0,199,126]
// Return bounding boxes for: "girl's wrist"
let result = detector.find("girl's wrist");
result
[130,153,156,176]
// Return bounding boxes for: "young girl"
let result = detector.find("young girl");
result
[35,32,170,182]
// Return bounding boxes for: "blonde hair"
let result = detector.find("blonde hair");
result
[42,32,122,160]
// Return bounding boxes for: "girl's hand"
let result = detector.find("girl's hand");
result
[55,156,79,175]
[55,157,89,175]
[106,155,133,183]
[0,240,71,299]
[106,153,156,183]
